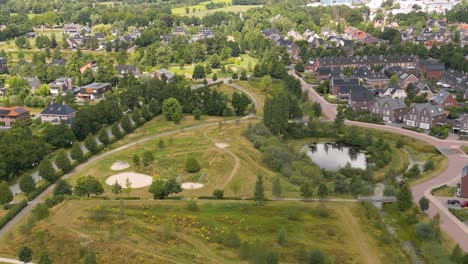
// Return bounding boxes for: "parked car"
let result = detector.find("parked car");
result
[461,201,468,208]
[447,199,460,205]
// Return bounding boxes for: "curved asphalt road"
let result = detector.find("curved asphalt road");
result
[289,69,468,251]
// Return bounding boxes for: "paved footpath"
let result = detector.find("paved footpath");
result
[289,69,468,251]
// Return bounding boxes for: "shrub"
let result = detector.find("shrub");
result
[277,228,287,245]
[27,182,51,201]
[223,230,241,248]
[185,157,200,173]
[213,189,224,199]
[415,222,436,241]
[186,200,199,212]
[45,195,65,208]
[31,203,49,221]
[0,200,28,229]
[424,160,435,171]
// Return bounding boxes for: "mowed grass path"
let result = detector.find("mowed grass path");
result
[0,200,407,263]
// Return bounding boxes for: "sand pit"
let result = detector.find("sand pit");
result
[181,182,205,189]
[111,161,130,171]
[215,143,230,149]
[105,172,153,188]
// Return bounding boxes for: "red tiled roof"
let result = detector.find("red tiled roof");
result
[0,106,30,117]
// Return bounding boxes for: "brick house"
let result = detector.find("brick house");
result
[459,165,468,198]
[405,103,446,130]
[48,77,75,96]
[399,73,419,89]
[0,106,30,127]
[417,59,445,80]
[330,77,360,95]
[432,89,457,108]
[372,97,407,123]
[316,66,341,81]
[453,114,468,134]
[40,103,77,125]
[348,86,375,111]
[115,65,140,78]
[151,69,175,82]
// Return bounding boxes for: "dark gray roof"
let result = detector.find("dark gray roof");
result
[40,103,76,116]
[376,97,407,110]
[115,65,138,75]
[349,86,375,101]
[432,89,453,104]
[411,103,445,117]
[25,77,41,88]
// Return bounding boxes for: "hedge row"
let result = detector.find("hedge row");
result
[27,182,52,201]
[0,200,28,229]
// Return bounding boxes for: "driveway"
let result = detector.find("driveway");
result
[289,69,468,251]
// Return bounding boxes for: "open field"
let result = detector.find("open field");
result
[171,0,260,17]
[0,200,407,263]
[66,121,298,198]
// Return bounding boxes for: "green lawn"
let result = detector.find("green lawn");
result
[171,0,260,17]
[0,200,407,263]
[432,185,457,197]
[449,208,468,222]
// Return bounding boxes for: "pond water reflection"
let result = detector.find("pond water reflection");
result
[304,143,367,171]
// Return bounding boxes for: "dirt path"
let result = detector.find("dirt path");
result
[339,207,380,264]
[202,128,240,189]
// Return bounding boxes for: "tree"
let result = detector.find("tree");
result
[19,174,35,194]
[111,181,122,196]
[212,73,218,82]
[38,158,56,182]
[149,99,161,116]
[162,98,183,123]
[124,178,132,197]
[43,123,76,149]
[133,154,140,166]
[300,181,314,199]
[121,115,134,133]
[317,183,328,198]
[74,176,104,197]
[70,143,85,162]
[193,107,202,120]
[263,93,289,135]
[232,92,251,116]
[397,184,413,211]
[18,246,32,263]
[36,84,51,96]
[308,250,325,264]
[192,64,206,80]
[277,228,287,245]
[419,196,429,211]
[53,179,72,196]
[131,109,142,125]
[260,75,272,91]
[56,149,72,173]
[185,157,200,173]
[111,123,122,139]
[98,129,110,146]
[423,160,434,171]
[0,181,13,205]
[149,179,182,199]
[84,135,98,154]
[142,151,154,167]
[240,70,248,81]
[381,27,401,45]
[6,76,30,100]
[38,251,53,264]
[272,176,282,198]
[451,244,463,264]
[213,189,224,199]
[254,175,265,206]
[141,105,153,121]
[295,61,305,72]
[389,74,399,85]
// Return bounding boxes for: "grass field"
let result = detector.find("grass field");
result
[432,185,457,197]
[0,200,407,263]
[171,0,260,17]
[449,208,468,222]
[66,121,298,199]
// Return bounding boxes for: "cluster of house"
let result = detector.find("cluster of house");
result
[306,54,468,132]
[161,26,214,43]
[63,24,141,50]
[0,103,76,128]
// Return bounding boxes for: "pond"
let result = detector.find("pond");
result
[304,143,367,171]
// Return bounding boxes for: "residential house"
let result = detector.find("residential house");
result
[348,86,375,111]
[372,97,407,123]
[441,70,468,99]
[173,26,186,36]
[459,165,468,198]
[129,29,141,39]
[414,82,435,99]
[63,24,81,35]
[382,85,407,99]
[452,114,468,134]
[0,87,6,98]
[25,77,41,93]
[306,55,417,72]
[48,77,75,96]
[316,66,341,81]
[399,72,419,88]
[330,77,360,95]
[405,103,445,130]
[198,27,214,39]
[115,65,140,78]
[417,59,445,80]
[151,69,175,82]
[80,61,97,74]
[25,32,35,38]
[287,29,303,41]
[0,106,30,127]
[432,89,457,108]
[76,82,112,101]
[354,66,389,87]
[40,103,77,125]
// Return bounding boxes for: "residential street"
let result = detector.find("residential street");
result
[289,69,468,251]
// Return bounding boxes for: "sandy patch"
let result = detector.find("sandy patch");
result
[215,143,230,149]
[181,182,205,189]
[111,161,130,171]
[105,172,153,188]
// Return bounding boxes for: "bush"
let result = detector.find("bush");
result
[415,222,436,241]
[277,228,287,245]
[213,189,224,199]
[185,157,200,173]
[45,195,65,208]
[0,200,28,229]
[223,229,241,248]
[186,200,199,212]
[424,160,435,171]
[31,203,49,221]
